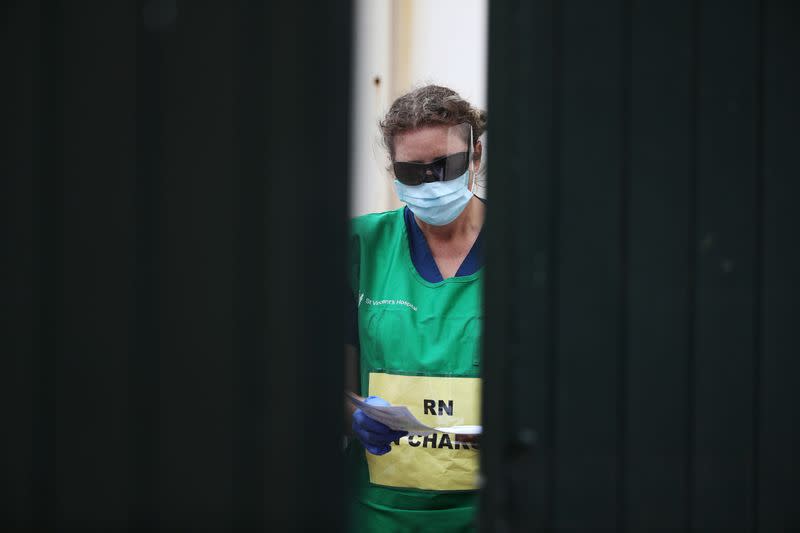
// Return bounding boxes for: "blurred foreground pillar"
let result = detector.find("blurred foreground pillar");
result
[1,1,351,530]
[482,0,799,531]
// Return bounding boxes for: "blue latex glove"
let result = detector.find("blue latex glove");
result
[352,396,408,455]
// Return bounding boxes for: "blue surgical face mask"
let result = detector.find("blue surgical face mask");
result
[394,170,474,226]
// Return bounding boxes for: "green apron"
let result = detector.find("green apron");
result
[348,208,482,533]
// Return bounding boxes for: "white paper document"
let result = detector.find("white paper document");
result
[346,392,482,437]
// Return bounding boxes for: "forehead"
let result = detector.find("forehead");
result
[394,124,468,162]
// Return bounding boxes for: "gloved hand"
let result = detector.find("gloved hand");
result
[352,396,408,455]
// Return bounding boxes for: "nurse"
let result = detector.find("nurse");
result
[345,85,486,532]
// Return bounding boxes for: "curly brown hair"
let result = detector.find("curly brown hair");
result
[379,85,487,160]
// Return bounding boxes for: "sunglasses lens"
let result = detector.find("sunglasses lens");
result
[393,152,470,186]
[443,152,469,180]
[393,162,424,185]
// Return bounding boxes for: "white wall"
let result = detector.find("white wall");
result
[349,0,397,217]
[350,0,488,216]
[402,0,488,110]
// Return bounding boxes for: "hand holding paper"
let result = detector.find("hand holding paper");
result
[348,392,436,436]
[351,396,408,455]
[346,392,482,439]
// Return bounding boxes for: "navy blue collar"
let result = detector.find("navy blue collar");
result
[403,204,485,283]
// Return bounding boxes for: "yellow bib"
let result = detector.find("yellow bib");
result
[365,372,481,491]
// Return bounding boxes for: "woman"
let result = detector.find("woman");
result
[345,85,486,532]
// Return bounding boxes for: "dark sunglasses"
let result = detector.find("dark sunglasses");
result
[393,151,470,186]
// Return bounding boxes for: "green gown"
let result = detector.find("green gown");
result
[347,208,483,533]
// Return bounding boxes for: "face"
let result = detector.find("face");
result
[393,125,482,188]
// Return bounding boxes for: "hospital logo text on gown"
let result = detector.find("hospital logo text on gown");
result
[358,292,417,312]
